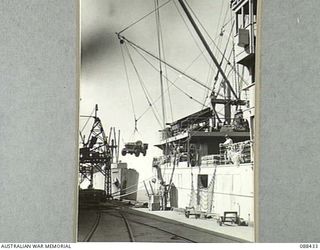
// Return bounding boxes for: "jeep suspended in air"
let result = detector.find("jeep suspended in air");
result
[121,140,148,157]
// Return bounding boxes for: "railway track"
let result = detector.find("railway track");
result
[82,208,196,242]
[79,202,245,242]
[83,211,101,242]
[83,209,135,242]
[105,210,197,243]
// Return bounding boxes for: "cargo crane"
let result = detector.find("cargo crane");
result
[79,104,118,201]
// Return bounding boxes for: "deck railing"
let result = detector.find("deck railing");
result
[154,140,252,168]
[219,140,252,165]
[201,140,252,166]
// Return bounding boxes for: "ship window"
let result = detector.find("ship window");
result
[198,174,208,188]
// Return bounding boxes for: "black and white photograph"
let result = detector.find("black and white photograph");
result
[78,0,256,243]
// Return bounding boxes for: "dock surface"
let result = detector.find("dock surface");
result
[78,201,251,242]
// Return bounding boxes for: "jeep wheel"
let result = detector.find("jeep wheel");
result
[121,150,127,156]
[142,151,146,156]
[134,149,140,157]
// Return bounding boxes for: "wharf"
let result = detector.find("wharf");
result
[78,200,250,242]
[132,207,254,242]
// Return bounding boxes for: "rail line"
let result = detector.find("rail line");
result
[80,203,245,242]
[106,211,197,243]
[83,211,101,242]
[112,207,245,243]
[83,209,136,242]
[119,211,135,242]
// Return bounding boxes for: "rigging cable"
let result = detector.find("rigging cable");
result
[183,0,250,87]
[173,0,214,70]
[230,7,239,99]
[205,38,237,108]
[80,106,96,134]
[154,0,166,128]
[173,0,217,110]
[183,0,230,67]
[129,43,220,114]
[203,20,235,107]
[135,41,226,121]
[118,35,211,92]
[120,43,139,133]
[123,43,163,128]
[215,67,239,116]
[111,176,154,195]
[79,107,96,144]
[215,0,225,38]
[118,0,172,35]
[129,42,210,108]
[118,18,234,122]
[157,3,174,122]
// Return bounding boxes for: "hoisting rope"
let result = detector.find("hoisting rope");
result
[120,43,139,133]
[215,0,225,38]
[123,42,163,128]
[134,40,226,121]
[129,43,216,111]
[117,28,228,120]
[118,0,172,35]
[116,1,239,122]
[117,35,212,92]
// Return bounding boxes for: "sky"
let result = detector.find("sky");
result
[80,0,239,187]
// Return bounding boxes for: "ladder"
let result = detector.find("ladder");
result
[207,164,218,214]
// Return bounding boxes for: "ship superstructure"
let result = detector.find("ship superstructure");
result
[148,0,257,225]
[113,0,257,226]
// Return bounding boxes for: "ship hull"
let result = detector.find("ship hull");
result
[80,163,139,201]
[157,162,254,223]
